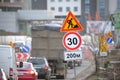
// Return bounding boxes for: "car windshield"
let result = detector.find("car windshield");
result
[28,58,45,65]
[17,62,32,70]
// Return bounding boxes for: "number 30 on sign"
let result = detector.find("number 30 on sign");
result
[62,31,82,51]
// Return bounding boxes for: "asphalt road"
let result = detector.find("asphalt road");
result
[38,59,95,80]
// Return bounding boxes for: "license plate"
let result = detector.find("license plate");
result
[50,76,56,78]
[18,72,24,75]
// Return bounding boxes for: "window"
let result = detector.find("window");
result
[66,0,70,2]
[58,0,62,2]
[51,0,55,2]
[74,7,78,12]
[16,0,21,2]
[85,15,88,20]
[117,0,120,10]
[85,5,90,13]
[58,7,62,12]
[85,0,90,4]
[4,0,10,2]
[51,7,55,11]
[100,0,105,8]
[74,0,78,1]
[66,7,70,12]
[100,8,105,20]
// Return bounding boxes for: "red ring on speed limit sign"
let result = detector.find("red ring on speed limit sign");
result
[62,31,82,51]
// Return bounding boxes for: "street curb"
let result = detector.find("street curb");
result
[72,61,96,80]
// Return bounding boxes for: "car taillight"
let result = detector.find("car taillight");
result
[44,65,48,71]
[9,68,13,77]
[0,78,3,80]
[29,70,34,74]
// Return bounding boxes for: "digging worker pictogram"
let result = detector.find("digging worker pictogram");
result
[67,18,74,28]
[67,18,78,29]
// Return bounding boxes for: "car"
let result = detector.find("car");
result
[17,62,38,80]
[67,60,82,69]
[27,57,51,80]
[0,68,7,80]
[75,59,82,66]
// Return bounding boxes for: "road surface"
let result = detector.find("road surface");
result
[38,59,95,80]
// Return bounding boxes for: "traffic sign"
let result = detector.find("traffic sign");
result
[100,52,108,56]
[60,11,84,32]
[98,33,106,42]
[107,37,112,43]
[21,45,30,53]
[62,31,82,51]
[107,31,113,38]
[99,43,107,52]
[16,53,30,62]
[64,51,82,61]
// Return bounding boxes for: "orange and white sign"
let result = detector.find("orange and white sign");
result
[16,53,30,62]
[60,11,84,32]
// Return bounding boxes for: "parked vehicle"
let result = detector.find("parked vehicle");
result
[67,60,82,69]
[31,24,67,79]
[27,57,51,80]
[0,68,8,80]
[75,59,82,66]
[0,45,18,80]
[17,62,38,80]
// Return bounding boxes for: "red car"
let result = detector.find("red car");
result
[17,62,38,80]
[0,68,7,80]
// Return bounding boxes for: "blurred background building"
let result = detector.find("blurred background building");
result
[0,0,119,35]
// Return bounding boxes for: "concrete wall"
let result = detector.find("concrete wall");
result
[17,10,54,20]
[0,12,18,32]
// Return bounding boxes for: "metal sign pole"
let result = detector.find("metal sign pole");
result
[74,60,77,80]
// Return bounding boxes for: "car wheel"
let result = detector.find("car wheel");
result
[45,77,50,80]
[45,75,50,80]
[8,77,14,80]
[70,65,74,69]
[78,62,81,66]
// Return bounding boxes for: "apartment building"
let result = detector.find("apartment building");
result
[47,0,81,18]
[0,0,23,11]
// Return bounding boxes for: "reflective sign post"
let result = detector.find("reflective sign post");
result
[74,60,77,80]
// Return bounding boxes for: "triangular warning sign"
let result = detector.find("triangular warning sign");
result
[60,11,84,32]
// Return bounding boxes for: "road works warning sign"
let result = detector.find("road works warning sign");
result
[99,43,107,52]
[60,11,84,32]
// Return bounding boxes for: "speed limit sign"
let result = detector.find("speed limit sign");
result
[62,31,82,51]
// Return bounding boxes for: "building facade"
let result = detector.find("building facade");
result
[81,0,97,33]
[0,0,23,11]
[32,0,47,10]
[47,0,81,19]
[0,0,120,35]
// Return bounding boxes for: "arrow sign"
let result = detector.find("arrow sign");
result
[21,45,30,53]
[107,37,112,44]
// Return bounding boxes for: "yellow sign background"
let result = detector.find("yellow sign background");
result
[99,43,107,52]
